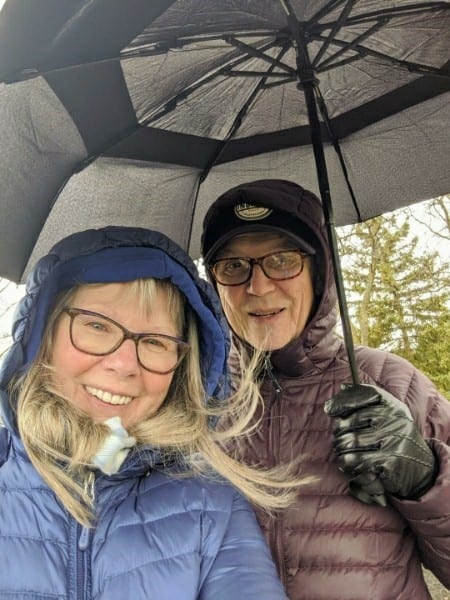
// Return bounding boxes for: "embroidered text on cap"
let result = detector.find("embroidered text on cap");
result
[234,204,273,221]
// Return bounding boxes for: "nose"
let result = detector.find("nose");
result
[246,264,276,296]
[102,339,140,377]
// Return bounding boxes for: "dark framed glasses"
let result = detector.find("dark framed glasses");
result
[62,307,190,374]
[209,249,309,286]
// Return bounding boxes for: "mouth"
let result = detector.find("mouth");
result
[85,385,134,406]
[248,308,284,318]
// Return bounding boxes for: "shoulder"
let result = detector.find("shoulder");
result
[98,471,259,565]
[356,346,419,383]
[141,470,249,518]
[356,346,449,431]
[356,346,420,394]
[133,471,259,550]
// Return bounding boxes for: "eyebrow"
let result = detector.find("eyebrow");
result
[215,245,298,259]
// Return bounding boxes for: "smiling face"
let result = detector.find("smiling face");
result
[49,282,179,429]
[214,232,316,351]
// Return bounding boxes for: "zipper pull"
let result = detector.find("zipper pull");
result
[78,471,95,551]
[84,471,96,504]
[78,526,90,551]
[264,355,282,393]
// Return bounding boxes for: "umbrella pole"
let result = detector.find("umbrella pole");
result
[293,34,360,385]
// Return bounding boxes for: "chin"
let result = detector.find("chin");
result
[267,343,289,352]
[249,338,285,352]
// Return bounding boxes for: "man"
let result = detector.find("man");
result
[201,179,450,600]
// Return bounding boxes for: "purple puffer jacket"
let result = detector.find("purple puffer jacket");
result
[207,180,450,600]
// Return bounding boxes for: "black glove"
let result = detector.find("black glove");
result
[324,384,438,503]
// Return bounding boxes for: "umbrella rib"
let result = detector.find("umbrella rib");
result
[312,0,357,67]
[307,0,350,26]
[225,36,296,76]
[199,44,292,184]
[315,18,388,71]
[314,87,362,222]
[9,30,284,83]
[226,70,293,79]
[141,38,281,127]
[260,76,297,89]
[124,30,285,57]
[312,33,450,79]
[315,53,364,74]
[335,2,450,27]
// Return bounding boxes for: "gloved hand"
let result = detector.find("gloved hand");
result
[324,384,437,504]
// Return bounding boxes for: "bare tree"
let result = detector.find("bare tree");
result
[406,195,450,241]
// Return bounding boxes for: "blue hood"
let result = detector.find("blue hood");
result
[0,226,229,434]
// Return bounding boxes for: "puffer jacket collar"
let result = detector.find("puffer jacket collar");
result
[270,278,341,378]
[269,324,340,378]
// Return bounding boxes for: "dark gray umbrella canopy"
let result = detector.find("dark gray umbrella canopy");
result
[0,0,449,283]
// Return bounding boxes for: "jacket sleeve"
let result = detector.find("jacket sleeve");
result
[387,368,450,589]
[198,492,287,600]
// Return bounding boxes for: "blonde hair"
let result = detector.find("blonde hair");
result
[15,279,302,526]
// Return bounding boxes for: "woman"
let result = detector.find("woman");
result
[0,226,295,599]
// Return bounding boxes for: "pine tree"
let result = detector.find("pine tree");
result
[338,210,450,396]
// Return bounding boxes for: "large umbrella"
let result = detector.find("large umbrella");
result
[0,0,449,381]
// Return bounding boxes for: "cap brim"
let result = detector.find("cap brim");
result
[204,224,316,263]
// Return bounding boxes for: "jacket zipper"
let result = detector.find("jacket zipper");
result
[264,356,286,587]
[76,471,95,600]
[264,354,282,393]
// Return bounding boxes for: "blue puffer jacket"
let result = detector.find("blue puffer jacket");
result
[0,227,287,600]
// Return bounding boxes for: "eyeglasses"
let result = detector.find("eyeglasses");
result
[209,249,309,286]
[62,307,190,374]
